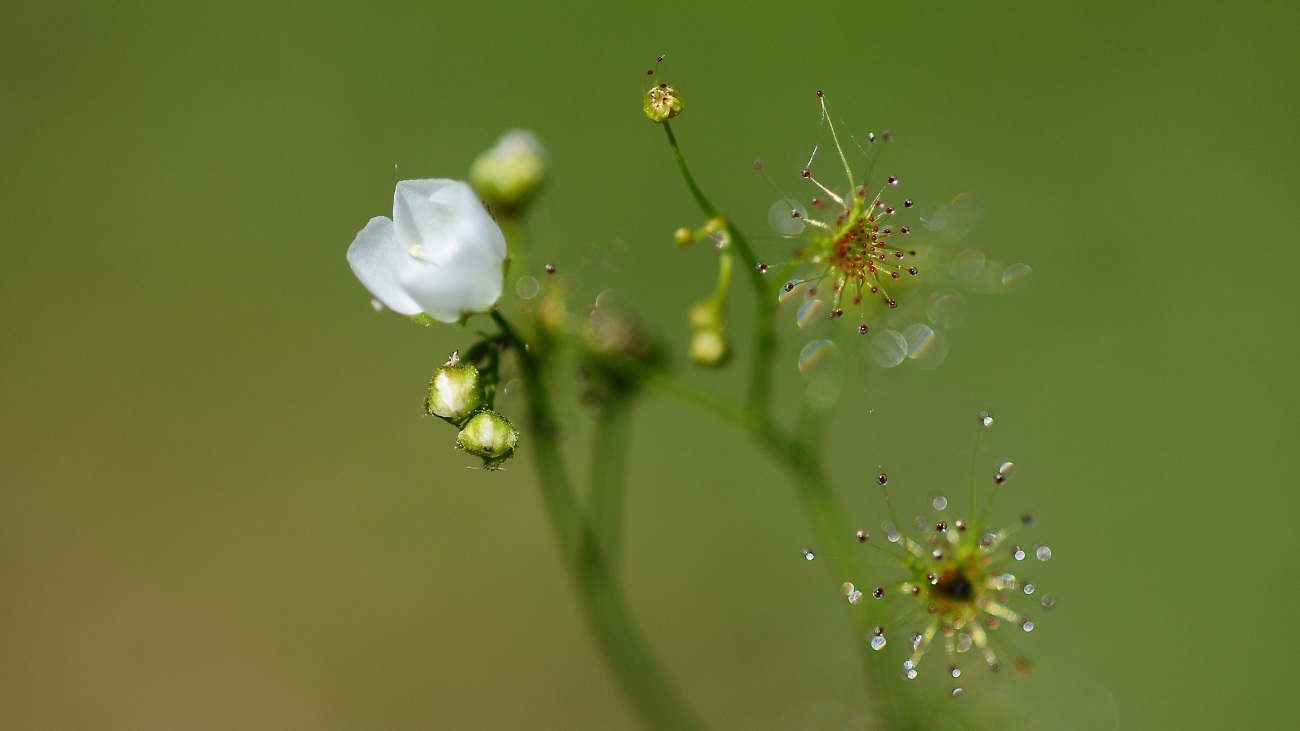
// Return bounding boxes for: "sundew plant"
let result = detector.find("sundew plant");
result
[344,60,1046,729]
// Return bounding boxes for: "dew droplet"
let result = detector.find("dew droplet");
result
[932,495,948,510]
[948,249,986,281]
[920,203,951,231]
[950,665,962,678]
[873,587,884,598]
[545,264,556,274]
[979,411,993,427]
[1023,583,1035,595]
[885,523,901,543]
[871,635,887,650]
[997,461,1016,480]
[797,339,837,375]
[803,548,815,561]
[903,666,918,681]
[515,276,540,300]
[778,281,806,304]
[796,299,825,328]
[871,330,908,367]
[1022,621,1034,632]
[1041,595,1056,610]
[877,473,888,485]
[848,590,863,604]
[902,323,947,369]
[1035,544,1052,561]
[1001,262,1033,290]
[1013,547,1026,561]
[926,290,967,329]
[769,199,808,236]
[951,687,963,698]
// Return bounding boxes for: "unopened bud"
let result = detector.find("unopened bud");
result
[469,129,546,216]
[674,227,694,246]
[456,410,519,470]
[688,300,723,331]
[689,328,729,368]
[644,83,684,123]
[425,352,484,425]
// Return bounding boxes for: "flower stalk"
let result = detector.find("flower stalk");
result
[490,314,703,731]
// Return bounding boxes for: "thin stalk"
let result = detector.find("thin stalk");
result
[491,310,704,731]
[660,123,776,415]
[588,395,633,566]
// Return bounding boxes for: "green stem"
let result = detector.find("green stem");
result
[663,122,717,219]
[588,395,633,567]
[491,310,704,731]
[658,120,916,727]
[660,122,775,416]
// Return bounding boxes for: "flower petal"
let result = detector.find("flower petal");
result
[449,180,508,261]
[392,179,462,253]
[345,216,423,315]
[399,244,504,323]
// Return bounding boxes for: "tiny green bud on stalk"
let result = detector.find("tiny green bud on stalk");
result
[468,129,546,216]
[425,352,484,425]
[456,410,519,470]
[674,227,694,246]
[689,327,729,368]
[688,300,722,331]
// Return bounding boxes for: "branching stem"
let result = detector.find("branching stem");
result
[491,310,703,731]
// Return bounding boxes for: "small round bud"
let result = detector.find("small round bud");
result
[688,300,723,331]
[689,328,729,368]
[643,83,684,123]
[468,129,546,216]
[455,409,519,470]
[425,354,485,425]
[674,227,694,246]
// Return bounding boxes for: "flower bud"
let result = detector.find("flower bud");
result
[674,227,694,247]
[643,83,684,123]
[688,300,723,331]
[456,409,519,470]
[425,352,484,425]
[468,130,546,216]
[689,328,729,368]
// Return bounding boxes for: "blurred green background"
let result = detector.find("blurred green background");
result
[2,1,1297,728]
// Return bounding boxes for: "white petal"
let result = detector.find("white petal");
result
[345,216,423,315]
[392,179,462,253]
[449,180,508,261]
[400,244,504,323]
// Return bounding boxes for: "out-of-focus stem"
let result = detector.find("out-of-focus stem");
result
[491,310,703,731]
[588,395,633,566]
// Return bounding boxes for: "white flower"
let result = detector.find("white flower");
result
[346,179,507,323]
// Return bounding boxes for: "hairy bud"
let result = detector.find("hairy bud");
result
[425,352,485,425]
[455,410,519,470]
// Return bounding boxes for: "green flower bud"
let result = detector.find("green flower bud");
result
[468,130,546,216]
[456,409,519,470]
[689,327,729,368]
[688,300,723,331]
[644,83,684,123]
[425,352,484,425]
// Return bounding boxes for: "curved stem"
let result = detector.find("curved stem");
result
[657,121,917,727]
[491,310,704,731]
[588,395,633,566]
[659,122,776,417]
